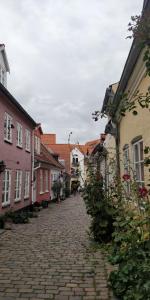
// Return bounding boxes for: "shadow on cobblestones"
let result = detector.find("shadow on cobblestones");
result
[0,195,116,300]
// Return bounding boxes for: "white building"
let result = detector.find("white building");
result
[70,146,85,189]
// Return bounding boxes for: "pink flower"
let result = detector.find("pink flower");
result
[122,174,131,181]
[139,187,149,198]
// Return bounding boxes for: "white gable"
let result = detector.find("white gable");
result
[0,44,10,88]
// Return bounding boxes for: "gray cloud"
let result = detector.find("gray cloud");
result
[0,0,142,143]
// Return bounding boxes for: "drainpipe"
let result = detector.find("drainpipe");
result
[115,121,121,178]
[31,132,35,205]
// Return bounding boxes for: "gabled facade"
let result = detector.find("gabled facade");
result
[34,126,64,203]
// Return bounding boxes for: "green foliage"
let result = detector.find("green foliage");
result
[108,199,150,300]
[109,240,150,300]
[83,164,116,243]
[52,180,62,199]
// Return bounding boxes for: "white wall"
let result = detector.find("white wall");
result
[0,51,7,87]
[71,147,85,187]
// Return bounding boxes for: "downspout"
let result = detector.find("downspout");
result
[31,132,35,205]
[115,121,121,178]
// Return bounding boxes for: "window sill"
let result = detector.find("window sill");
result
[14,199,21,203]
[17,145,23,149]
[40,192,44,195]
[25,149,31,153]
[24,196,29,200]
[2,203,10,208]
[45,190,49,193]
[4,139,12,144]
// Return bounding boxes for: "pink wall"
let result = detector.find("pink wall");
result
[0,93,34,214]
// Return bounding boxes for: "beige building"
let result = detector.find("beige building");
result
[101,0,150,189]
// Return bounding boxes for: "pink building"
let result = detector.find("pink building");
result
[33,125,64,204]
[0,82,36,215]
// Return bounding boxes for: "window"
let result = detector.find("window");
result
[25,129,31,152]
[133,139,144,186]
[35,136,40,154]
[15,170,22,201]
[17,123,23,148]
[2,169,11,206]
[40,170,43,193]
[45,170,49,191]
[24,171,30,199]
[4,113,12,143]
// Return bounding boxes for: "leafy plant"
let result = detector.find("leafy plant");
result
[83,164,116,243]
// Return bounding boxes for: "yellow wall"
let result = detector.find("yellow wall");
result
[119,74,150,186]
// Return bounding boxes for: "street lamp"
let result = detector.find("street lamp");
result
[68,131,72,144]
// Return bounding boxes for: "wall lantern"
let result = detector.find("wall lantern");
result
[0,161,6,173]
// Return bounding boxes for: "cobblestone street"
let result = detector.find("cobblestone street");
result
[0,195,114,300]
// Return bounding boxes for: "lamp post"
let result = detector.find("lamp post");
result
[68,131,72,144]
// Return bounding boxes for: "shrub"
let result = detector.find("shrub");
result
[83,166,116,243]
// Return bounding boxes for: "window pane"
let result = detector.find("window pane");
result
[134,144,139,162]
[140,141,143,161]
[135,164,140,181]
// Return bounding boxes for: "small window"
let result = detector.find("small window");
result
[25,129,31,152]
[2,169,11,206]
[4,113,12,143]
[133,139,144,186]
[15,170,22,201]
[24,171,30,199]
[17,123,23,148]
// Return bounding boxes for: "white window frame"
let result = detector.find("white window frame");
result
[123,146,130,193]
[24,171,30,199]
[17,122,23,148]
[40,169,44,193]
[133,139,144,186]
[35,136,41,154]
[25,129,31,152]
[2,169,11,207]
[4,113,12,143]
[45,170,49,192]
[15,170,22,201]
[0,66,5,86]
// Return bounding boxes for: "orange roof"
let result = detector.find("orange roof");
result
[35,143,64,170]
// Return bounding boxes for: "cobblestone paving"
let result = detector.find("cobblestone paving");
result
[0,195,115,300]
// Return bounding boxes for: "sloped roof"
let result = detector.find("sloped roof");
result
[35,143,64,170]
[0,82,36,127]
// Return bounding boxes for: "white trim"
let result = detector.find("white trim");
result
[2,169,11,207]
[25,129,31,152]
[16,122,23,148]
[132,139,144,185]
[4,113,12,143]
[24,171,30,199]
[15,170,22,202]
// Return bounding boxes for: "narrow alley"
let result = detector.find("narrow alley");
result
[0,195,114,300]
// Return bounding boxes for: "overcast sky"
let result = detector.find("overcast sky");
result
[0,0,142,144]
